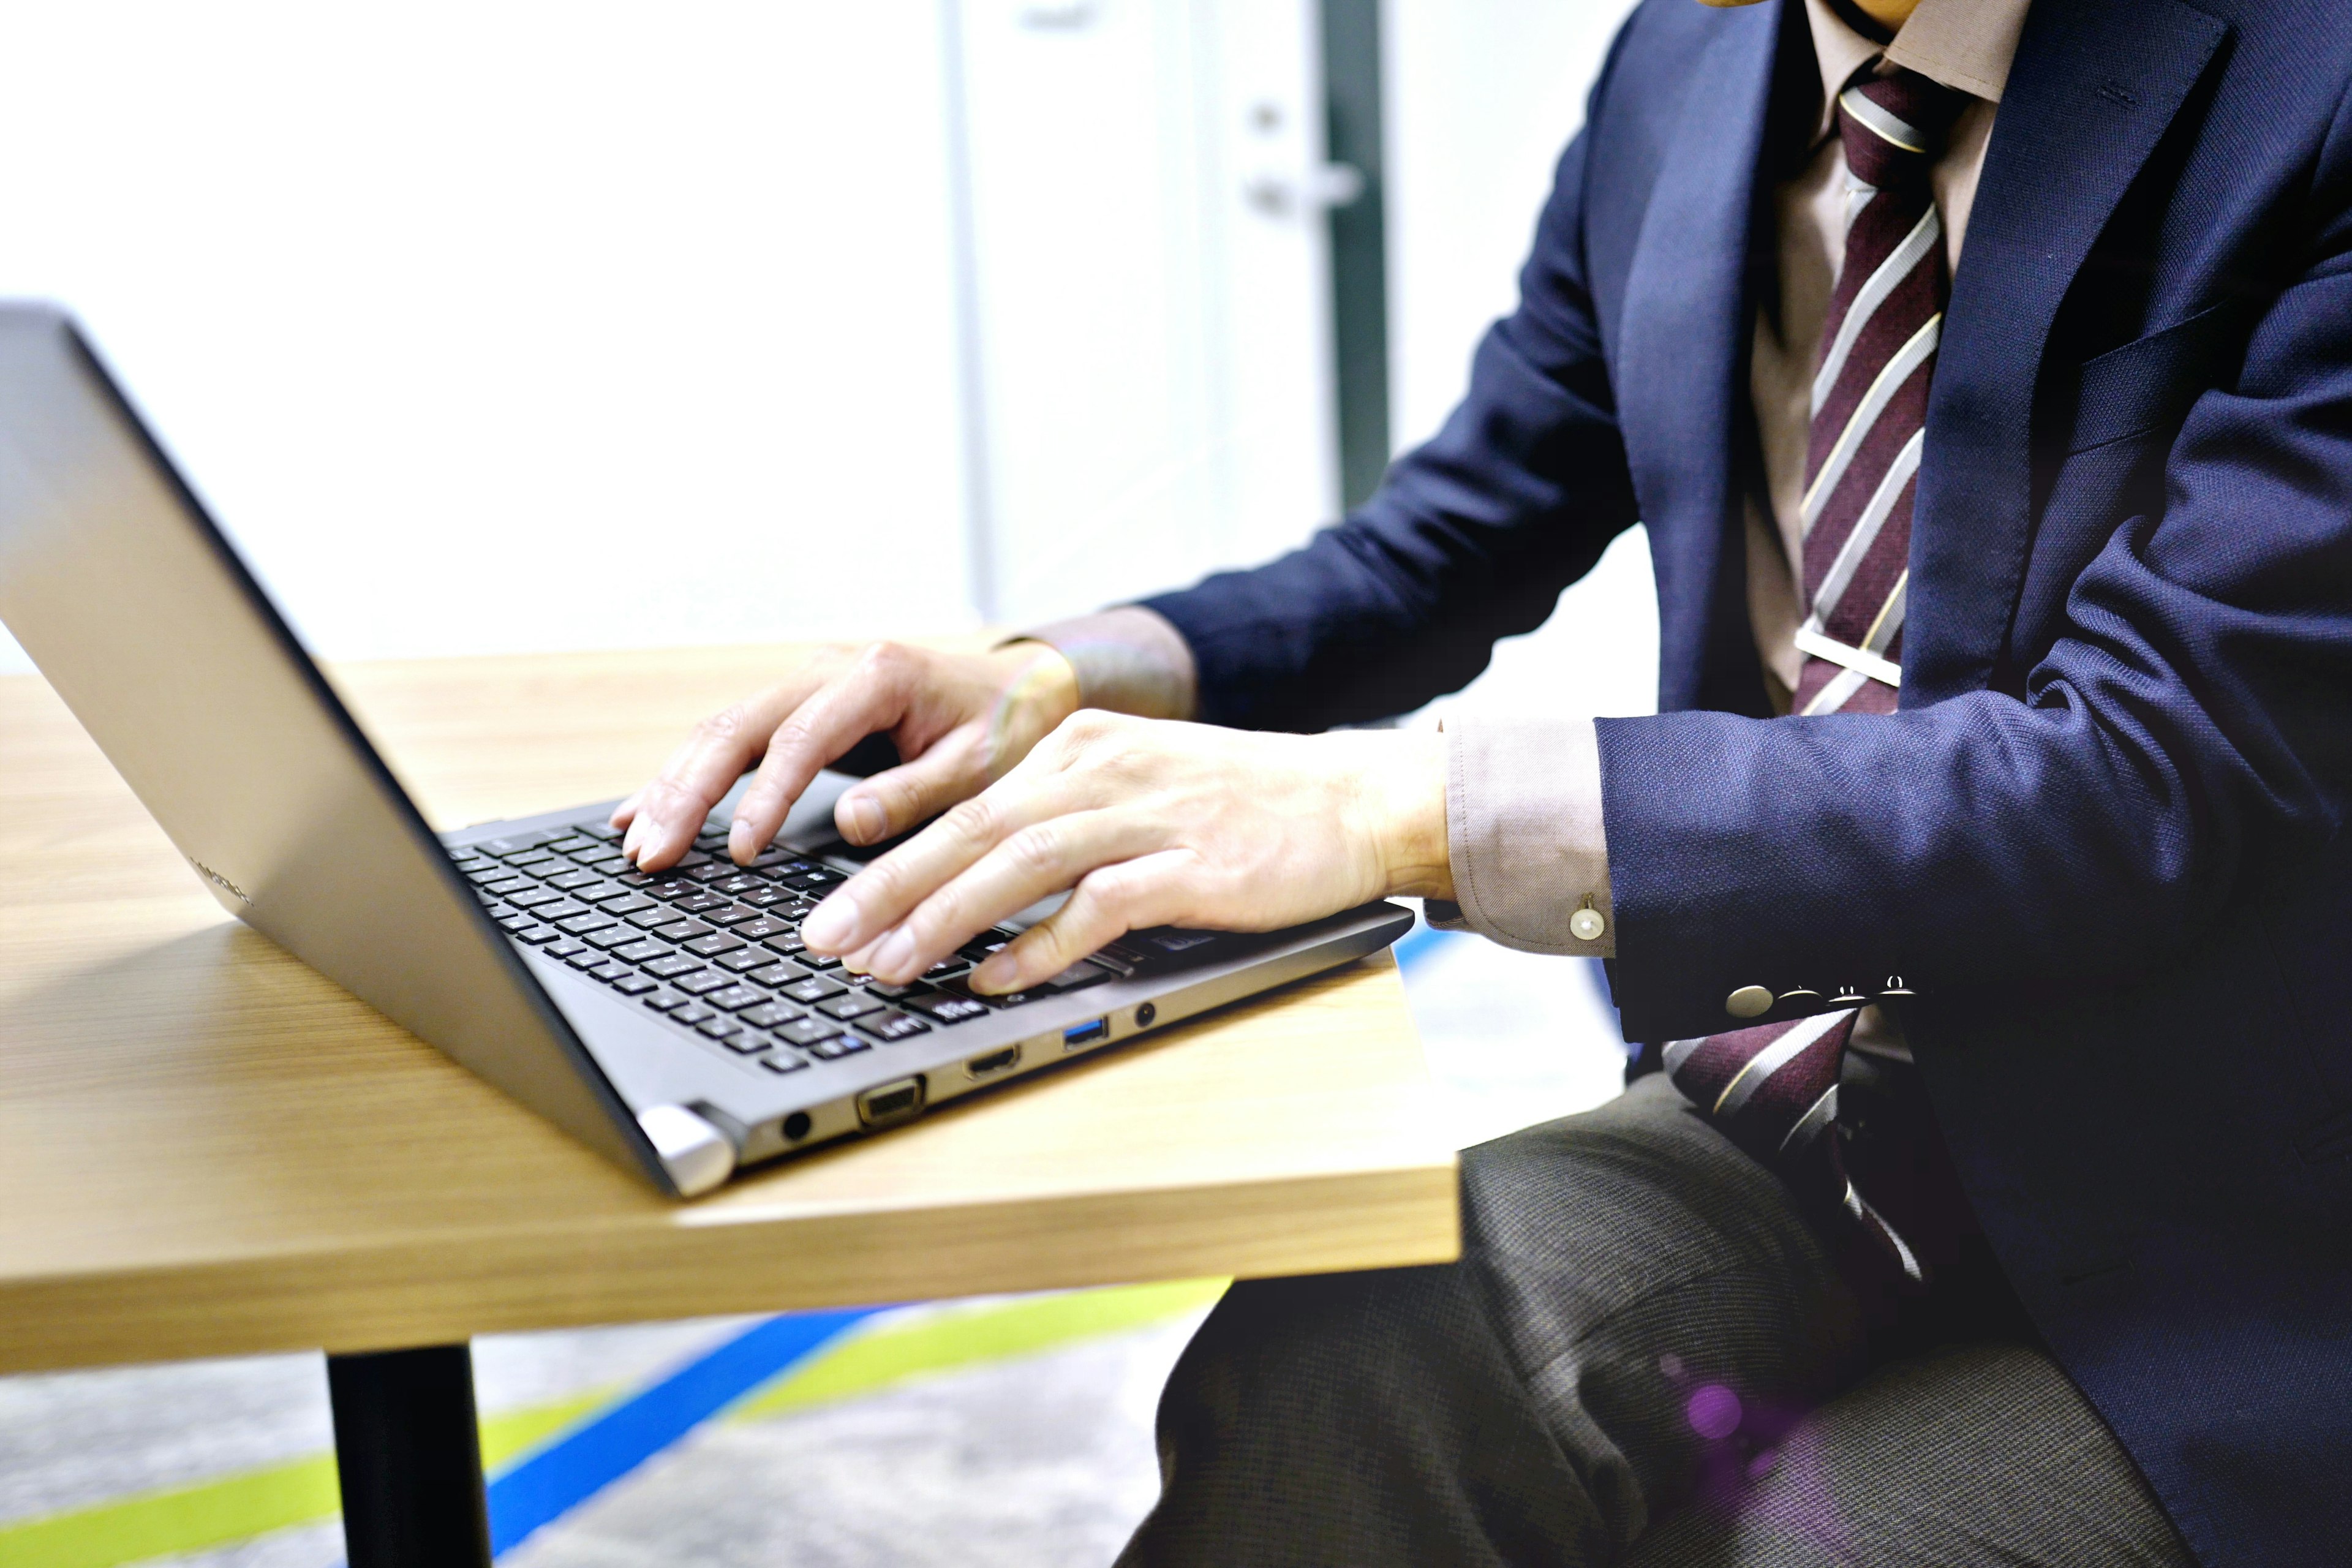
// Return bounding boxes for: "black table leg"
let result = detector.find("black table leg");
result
[326,1343,494,1568]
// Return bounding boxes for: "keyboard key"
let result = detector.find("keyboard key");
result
[674,970,734,996]
[556,912,616,935]
[545,835,599,855]
[864,979,926,1000]
[685,933,747,958]
[674,850,712,870]
[922,958,970,981]
[781,975,848,1004]
[673,893,731,916]
[507,887,568,909]
[776,1016,843,1046]
[695,1017,741,1040]
[542,938,590,962]
[718,1030,771,1055]
[598,894,660,917]
[907,992,990,1024]
[504,850,560,870]
[545,869,605,892]
[716,948,774,973]
[760,1052,811,1074]
[746,962,808,988]
[1042,959,1115,993]
[641,989,688,1011]
[857,1010,931,1042]
[579,853,633,875]
[797,949,843,971]
[608,973,658,997]
[669,1003,717,1027]
[735,887,790,909]
[480,830,560,857]
[574,820,624,842]
[589,961,635,984]
[564,947,608,969]
[644,954,705,979]
[584,925,643,949]
[627,907,687,929]
[777,868,842,891]
[614,939,671,964]
[735,916,796,942]
[958,931,1017,964]
[805,1033,870,1060]
[707,985,767,1011]
[704,906,761,928]
[741,1001,804,1029]
[652,920,713,943]
[746,848,794,869]
[761,931,808,957]
[509,924,560,944]
[818,992,884,1020]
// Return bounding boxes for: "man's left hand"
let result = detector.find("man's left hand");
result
[796,711,1453,994]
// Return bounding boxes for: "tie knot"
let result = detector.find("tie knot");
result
[1836,66,1966,190]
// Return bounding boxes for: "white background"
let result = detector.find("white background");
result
[0,0,1650,706]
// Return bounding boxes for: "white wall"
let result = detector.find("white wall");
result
[0,3,976,674]
[1383,0,1657,725]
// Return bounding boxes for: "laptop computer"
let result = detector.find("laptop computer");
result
[0,304,1412,1197]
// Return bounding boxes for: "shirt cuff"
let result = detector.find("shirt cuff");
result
[1006,606,1198,720]
[1425,714,1615,957]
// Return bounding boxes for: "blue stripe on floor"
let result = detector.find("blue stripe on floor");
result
[483,1306,880,1558]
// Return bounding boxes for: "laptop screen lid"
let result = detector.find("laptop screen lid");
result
[0,304,676,1193]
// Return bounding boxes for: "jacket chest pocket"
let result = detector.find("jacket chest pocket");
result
[2054,297,2247,456]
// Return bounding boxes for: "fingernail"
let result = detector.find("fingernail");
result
[873,928,918,978]
[972,953,1020,993]
[840,794,883,844]
[728,819,757,862]
[801,896,857,952]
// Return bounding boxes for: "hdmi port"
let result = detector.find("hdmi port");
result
[965,1045,1022,1080]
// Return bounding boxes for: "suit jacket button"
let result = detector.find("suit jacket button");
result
[1725,985,1774,1019]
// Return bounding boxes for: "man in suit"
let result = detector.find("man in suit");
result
[616,0,2352,1559]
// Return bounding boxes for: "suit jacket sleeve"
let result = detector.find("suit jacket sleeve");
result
[1138,120,1643,734]
[1599,111,2352,1040]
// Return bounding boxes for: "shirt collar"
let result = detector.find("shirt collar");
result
[1801,0,2033,145]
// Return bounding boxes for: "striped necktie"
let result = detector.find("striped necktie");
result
[1668,64,1966,1284]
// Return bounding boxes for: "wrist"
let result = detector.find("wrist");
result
[987,643,1082,731]
[1361,729,1454,903]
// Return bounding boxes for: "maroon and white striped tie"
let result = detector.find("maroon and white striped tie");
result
[1668,65,1965,1283]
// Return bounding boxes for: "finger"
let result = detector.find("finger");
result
[726,649,927,862]
[800,760,1086,957]
[971,851,1197,993]
[608,788,645,831]
[830,726,991,847]
[624,683,820,869]
[854,810,1162,986]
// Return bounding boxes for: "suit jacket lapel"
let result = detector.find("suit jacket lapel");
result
[1613,1,1782,715]
[1906,0,2228,701]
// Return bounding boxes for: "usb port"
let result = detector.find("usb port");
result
[1063,1018,1109,1050]
[965,1045,1022,1080]
[856,1077,927,1126]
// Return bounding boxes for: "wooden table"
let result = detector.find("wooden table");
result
[0,643,1459,1564]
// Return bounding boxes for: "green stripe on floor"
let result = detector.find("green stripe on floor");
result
[733,1278,1227,1422]
[0,1280,1226,1568]
[0,1389,609,1568]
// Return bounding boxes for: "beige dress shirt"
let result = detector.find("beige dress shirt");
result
[1026,0,2031,1030]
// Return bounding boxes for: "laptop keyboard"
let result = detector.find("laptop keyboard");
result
[450,816,1228,1078]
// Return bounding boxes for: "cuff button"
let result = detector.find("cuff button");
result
[1569,895,1605,942]
[1725,984,1774,1019]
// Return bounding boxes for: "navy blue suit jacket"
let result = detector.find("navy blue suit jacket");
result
[1143,0,2352,1561]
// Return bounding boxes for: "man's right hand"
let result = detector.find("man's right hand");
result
[612,641,1080,872]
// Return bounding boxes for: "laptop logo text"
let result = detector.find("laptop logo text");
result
[190,858,254,906]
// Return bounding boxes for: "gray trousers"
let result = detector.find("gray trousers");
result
[1115,1073,2196,1567]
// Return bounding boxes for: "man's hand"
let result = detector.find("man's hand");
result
[797,711,1453,994]
[614,641,1080,871]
